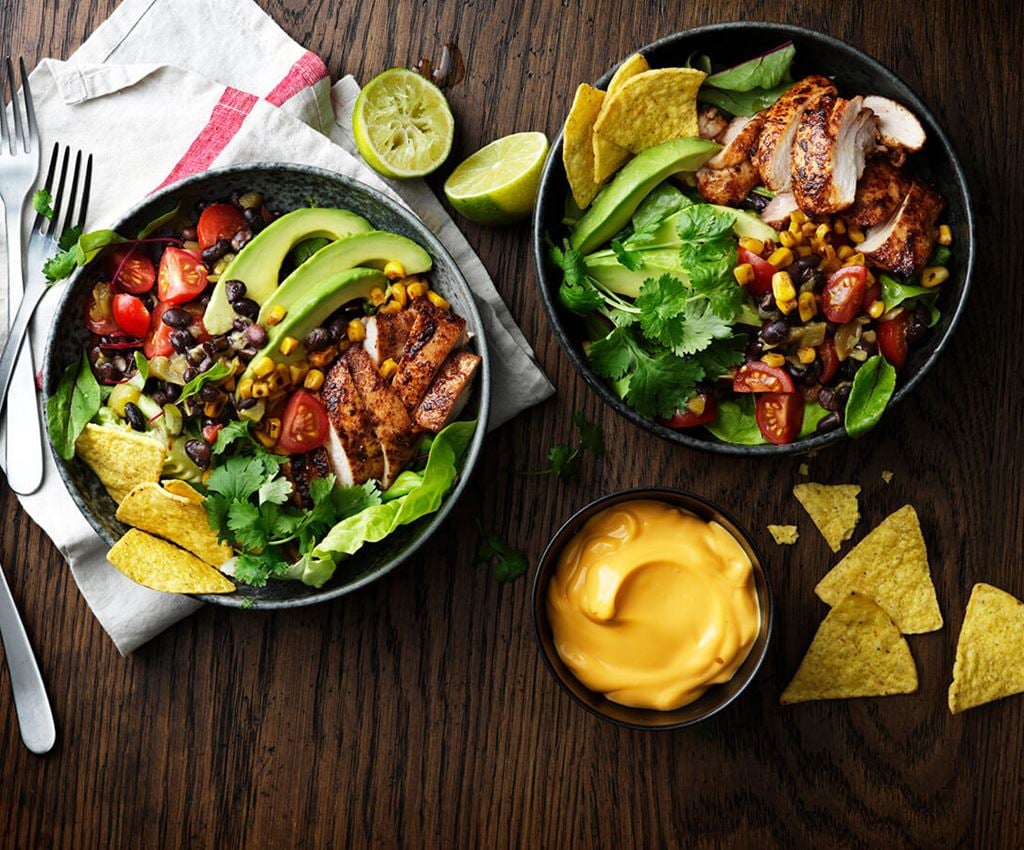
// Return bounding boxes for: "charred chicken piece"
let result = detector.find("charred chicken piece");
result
[320,357,386,486]
[760,191,800,230]
[858,180,945,276]
[284,447,332,507]
[393,299,467,412]
[698,105,730,142]
[696,114,764,206]
[414,351,482,432]
[845,158,911,228]
[862,95,926,152]
[363,309,416,367]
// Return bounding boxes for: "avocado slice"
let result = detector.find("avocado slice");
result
[569,138,721,255]
[204,208,373,334]
[238,267,388,386]
[257,231,431,325]
[583,252,688,298]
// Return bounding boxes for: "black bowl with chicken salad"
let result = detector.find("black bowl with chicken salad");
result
[43,163,490,608]
[533,22,974,454]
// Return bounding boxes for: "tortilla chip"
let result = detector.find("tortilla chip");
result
[780,593,918,704]
[798,463,809,477]
[563,83,605,208]
[116,482,232,566]
[593,68,705,154]
[592,52,649,182]
[881,470,894,484]
[815,505,942,634]
[768,525,799,545]
[108,529,235,594]
[161,479,205,504]
[75,424,166,504]
[948,583,1024,714]
[793,482,861,552]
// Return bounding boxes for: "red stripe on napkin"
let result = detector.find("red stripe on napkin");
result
[153,87,258,191]
[265,51,329,107]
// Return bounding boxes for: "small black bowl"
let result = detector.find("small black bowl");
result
[532,22,975,455]
[531,487,773,729]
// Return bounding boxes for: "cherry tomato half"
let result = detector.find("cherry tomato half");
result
[737,247,777,297]
[877,311,910,369]
[84,281,120,335]
[158,247,209,304]
[657,394,718,429]
[818,337,839,384]
[197,203,247,250]
[756,392,805,445]
[143,301,176,358]
[278,390,330,454]
[733,361,795,394]
[112,294,151,338]
[822,265,868,324]
[202,423,224,444]
[106,246,156,294]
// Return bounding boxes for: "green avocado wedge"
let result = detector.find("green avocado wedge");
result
[569,138,721,254]
[257,231,432,325]
[204,208,373,334]
[238,268,388,386]
[583,252,689,298]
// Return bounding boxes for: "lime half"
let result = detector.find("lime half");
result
[353,69,454,178]
[443,132,549,225]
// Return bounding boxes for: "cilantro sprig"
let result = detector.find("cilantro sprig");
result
[530,411,605,482]
[476,522,529,582]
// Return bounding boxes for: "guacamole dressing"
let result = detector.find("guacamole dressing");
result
[547,499,760,711]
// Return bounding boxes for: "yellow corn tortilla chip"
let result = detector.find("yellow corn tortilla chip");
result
[75,424,166,504]
[161,479,205,504]
[814,505,941,634]
[881,470,894,484]
[116,482,232,567]
[592,52,649,182]
[948,583,1024,714]
[593,67,705,154]
[108,529,234,594]
[767,525,799,545]
[793,482,861,552]
[780,593,918,704]
[798,463,809,476]
[563,83,605,209]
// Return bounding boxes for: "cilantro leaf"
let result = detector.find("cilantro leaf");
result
[675,204,735,243]
[33,189,53,219]
[625,351,704,420]
[546,443,580,481]
[572,411,605,456]
[693,335,747,378]
[332,480,383,518]
[587,325,638,380]
[551,239,605,314]
[233,551,283,588]
[670,299,734,356]
[258,476,293,506]
[227,501,269,551]
[611,239,644,271]
[635,275,690,347]
[476,525,529,582]
[206,454,273,501]
[212,419,251,456]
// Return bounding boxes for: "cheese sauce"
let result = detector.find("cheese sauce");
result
[547,499,760,710]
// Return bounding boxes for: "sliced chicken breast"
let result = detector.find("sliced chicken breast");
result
[859,180,945,276]
[760,191,799,229]
[752,75,838,192]
[862,96,926,152]
[363,309,416,367]
[414,351,482,432]
[284,447,331,507]
[320,357,386,486]
[696,115,765,206]
[844,158,911,228]
[698,105,729,142]
[393,299,467,412]
[791,94,879,215]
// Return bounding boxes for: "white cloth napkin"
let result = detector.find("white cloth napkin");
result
[0,0,552,654]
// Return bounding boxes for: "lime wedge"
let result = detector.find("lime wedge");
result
[353,69,454,178]
[443,132,549,225]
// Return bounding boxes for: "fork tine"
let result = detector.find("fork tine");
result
[31,142,59,233]
[0,58,10,155]
[76,154,93,229]
[7,58,25,154]
[47,146,71,239]
[57,151,83,240]
[20,59,37,151]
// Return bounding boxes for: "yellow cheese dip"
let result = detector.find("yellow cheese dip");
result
[547,499,760,711]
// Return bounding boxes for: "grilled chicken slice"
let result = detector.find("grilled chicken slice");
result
[696,115,764,206]
[752,75,838,192]
[414,351,481,432]
[791,94,879,215]
[760,191,799,229]
[858,180,945,276]
[363,309,416,367]
[320,357,386,486]
[862,96,926,152]
[844,158,911,228]
[698,106,729,142]
[344,346,420,488]
[392,299,467,412]
[284,447,332,507]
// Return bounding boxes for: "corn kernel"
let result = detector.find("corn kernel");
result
[308,347,337,368]
[738,237,764,254]
[213,254,235,276]
[866,270,876,285]
[922,266,949,288]
[384,260,405,280]
[183,240,200,254]
[733,263,755,286]
[265,304,287,326]
[790,209,808,225]
[201,468,211,486]
[796,245,813,257]
[407,281,429,299]
[802,221,818,239]
[252,380,270,399]
[837,245,855,261]
[289,364,309,386]
[822,244,838,264]
[379,358,399,380]
[833,218,847,235]
[275,362,291,382]
[203,400,223,418]
[938,224,953,246]
[237,377,254,400]
[303,369,324,392]
[772,271,796,304]
[686,395,706,416]
[868,300,885,319]
[798,291,817,322]
[788,217,803,235]
[390,282,407,307]
[369,287,387,306]
[427,291,450,310]
[762,353,786,368]
[347,319,366,342]
[265,418,281,440]
[848,226,866,244]
[252,355,275,377]
[378,301,403,314]
[254,429,276,449]
[797,346,816,365]
[815,223,831,242]
[768,247,794,268]
[844,252,866,267]
[278,336,299,356]
[779,230,797,248]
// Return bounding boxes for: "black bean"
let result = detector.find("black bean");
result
[304,327,330,352]
[229,190,244,208]
[818,386,839,411]
[806,271,826,292]
[839,359,859,380]
[799,359,822,386]
[170,330,194,353]
[906,318,928,345]
[199,384,223,403]
[238,346,259,362]
[834,383,852,406]
[225,280,247,303]
[96,361,119,382]
[743,192,768,213]
[185,439,211,469]
[236,396,258,410]
[162,382,181,402]
[162,308,191,329]
[243,207,264,233]
[183,366,199,383]
[817,411,843,432]
[786,363,809,383]
[854,339,877,357]
[745,338,764,360]
[761,319,790,345]
[202,239,231,265]
[327,316,348,342]
[124,402,146,431]
[180,226,197,241]
[230,229,252,252]
[233,297,259,319]
[198,356,216,373]
[232,317,252,332]
[792,254,821,276]
[245,324,268,347]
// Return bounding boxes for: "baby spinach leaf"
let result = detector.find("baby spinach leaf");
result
[704,42,796,92]
[705,396,765,445]
[697,84,793,117]
[177,360,235,404]
[46,352,101,460]
[844,355,897,437]
[880,274,941,327]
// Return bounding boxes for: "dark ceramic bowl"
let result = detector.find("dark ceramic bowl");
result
[531,487,773,729]
[43,163,490,608]
[532,22,975,455]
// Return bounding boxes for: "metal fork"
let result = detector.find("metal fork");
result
[0,57,43,494]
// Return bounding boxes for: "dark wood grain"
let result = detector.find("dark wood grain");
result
[0,0,1022,847]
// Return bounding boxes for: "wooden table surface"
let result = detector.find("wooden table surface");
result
[1,0,1021,847]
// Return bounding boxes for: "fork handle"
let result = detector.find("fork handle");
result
[0,559,55,753]
[0,281,46,421]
